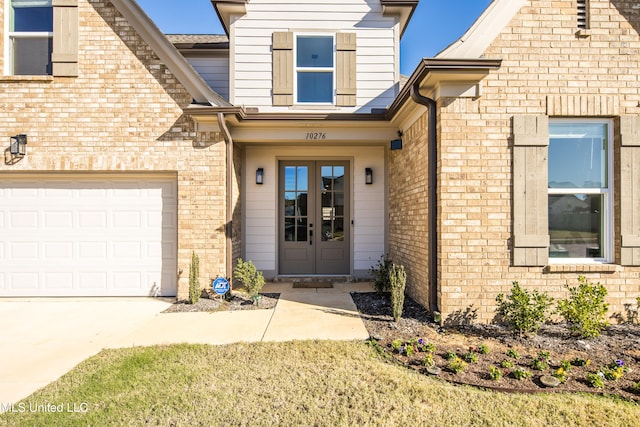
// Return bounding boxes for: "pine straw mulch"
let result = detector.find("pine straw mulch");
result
[351,292,640,403]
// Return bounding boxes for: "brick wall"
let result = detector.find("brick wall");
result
[391,0,640,324]
[0,0,228,297]
[388,113,431,307]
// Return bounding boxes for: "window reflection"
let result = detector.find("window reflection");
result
[320,165,345,241]
[283,166,308,242]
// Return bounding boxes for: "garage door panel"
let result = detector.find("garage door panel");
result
[44,211,73,228]
[113,272,142,289]
[78,272,108,290]
[112,241,142,258]
[113,211,142,228]
[11,211,39,228]
[12,273,38,289]
[79,242,107,258]
[44,272,73,289]
[44,242,73,258]
[0,176,177,297]
[79,211,107,228]
[10,242,39,259]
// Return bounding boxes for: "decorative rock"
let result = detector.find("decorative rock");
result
[540,375,561,388]
[426,366,442,376]
[577,340,591,351]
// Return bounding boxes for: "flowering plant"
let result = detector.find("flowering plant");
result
[586,371,605,388]
[512,367,532,380]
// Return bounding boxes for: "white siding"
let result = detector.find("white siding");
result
[186,57,230,101]
[231,0,398,112]
[244,146,385,278]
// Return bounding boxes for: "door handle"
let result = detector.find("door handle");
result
[309,229,313,245]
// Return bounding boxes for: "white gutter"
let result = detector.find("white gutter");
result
[110,0,230,106]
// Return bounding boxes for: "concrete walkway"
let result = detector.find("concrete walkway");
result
[0,281,372,405]
[119,281,371,346]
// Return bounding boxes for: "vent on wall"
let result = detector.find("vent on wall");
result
[577,0,590,29]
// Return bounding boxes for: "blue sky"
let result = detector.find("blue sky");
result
[137,0,492,75]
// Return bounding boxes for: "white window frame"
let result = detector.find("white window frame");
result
[5,0,53,76]
[548,118,614,264]
[294,33,336,105]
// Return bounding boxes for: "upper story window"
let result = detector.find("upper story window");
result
[8,0,53,75]
[295,35,334,104]
[548,120,613,263]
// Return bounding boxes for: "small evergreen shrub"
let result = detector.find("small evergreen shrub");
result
[531,351,551,371]
[188,251,200,304]
[369,255,392,294]
[233,258,265,304]
[556,276,609,338]
[462,351,478,364]
[506,349,521,360]
[586,372,605,388]
[489,366,503,381]
[477,344,490,355]
[512,367,532,381]
[495,281,553,335]
[389,263,407,322]
[499,359,514,369]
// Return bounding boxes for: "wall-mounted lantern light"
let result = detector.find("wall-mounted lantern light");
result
[256,167,264,185]
[10,134,27,157]
[365,167,373,185]
[390,130,403,150]
[390,138,402,150]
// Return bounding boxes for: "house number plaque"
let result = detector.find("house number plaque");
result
[305,132,326,140]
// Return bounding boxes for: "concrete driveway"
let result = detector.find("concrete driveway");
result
[0,298,172,405]
[0,283,371,407]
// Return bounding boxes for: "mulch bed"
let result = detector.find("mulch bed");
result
[163,292,280,313]
[351,291,640,402]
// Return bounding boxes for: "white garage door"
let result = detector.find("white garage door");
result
[0,175,177,297]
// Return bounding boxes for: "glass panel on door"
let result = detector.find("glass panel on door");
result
[320,166,345,242]
[283,166,309,242]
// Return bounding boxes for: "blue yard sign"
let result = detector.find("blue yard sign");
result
[212,277,230,295]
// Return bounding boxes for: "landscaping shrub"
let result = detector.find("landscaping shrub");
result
[188,251,200,304]
[389,263,407,322]
[369,255,392,294]
[495,281,553,335]
[446,356,467,374]
[512,367,532,381]
[233,258,265,304]
[489,365,503,381]
[555,276,609,338]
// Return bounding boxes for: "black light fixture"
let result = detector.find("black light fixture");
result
[256,167,264,185]
[10,134,27,157]
[390,130,403,150]
[365,167,373,185]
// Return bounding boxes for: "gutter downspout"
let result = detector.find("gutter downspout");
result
[409,83,439,316]
[218,113,234,287]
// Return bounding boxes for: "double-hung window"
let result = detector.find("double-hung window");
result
[295,35,334,104]
[8,0,53,75]
[548,120,613,262]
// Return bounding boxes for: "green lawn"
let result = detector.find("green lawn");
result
[1,341,638,426]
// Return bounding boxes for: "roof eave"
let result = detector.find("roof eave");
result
[387,58,502,118]
[381,0,419,38]
[210,0,248,36]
